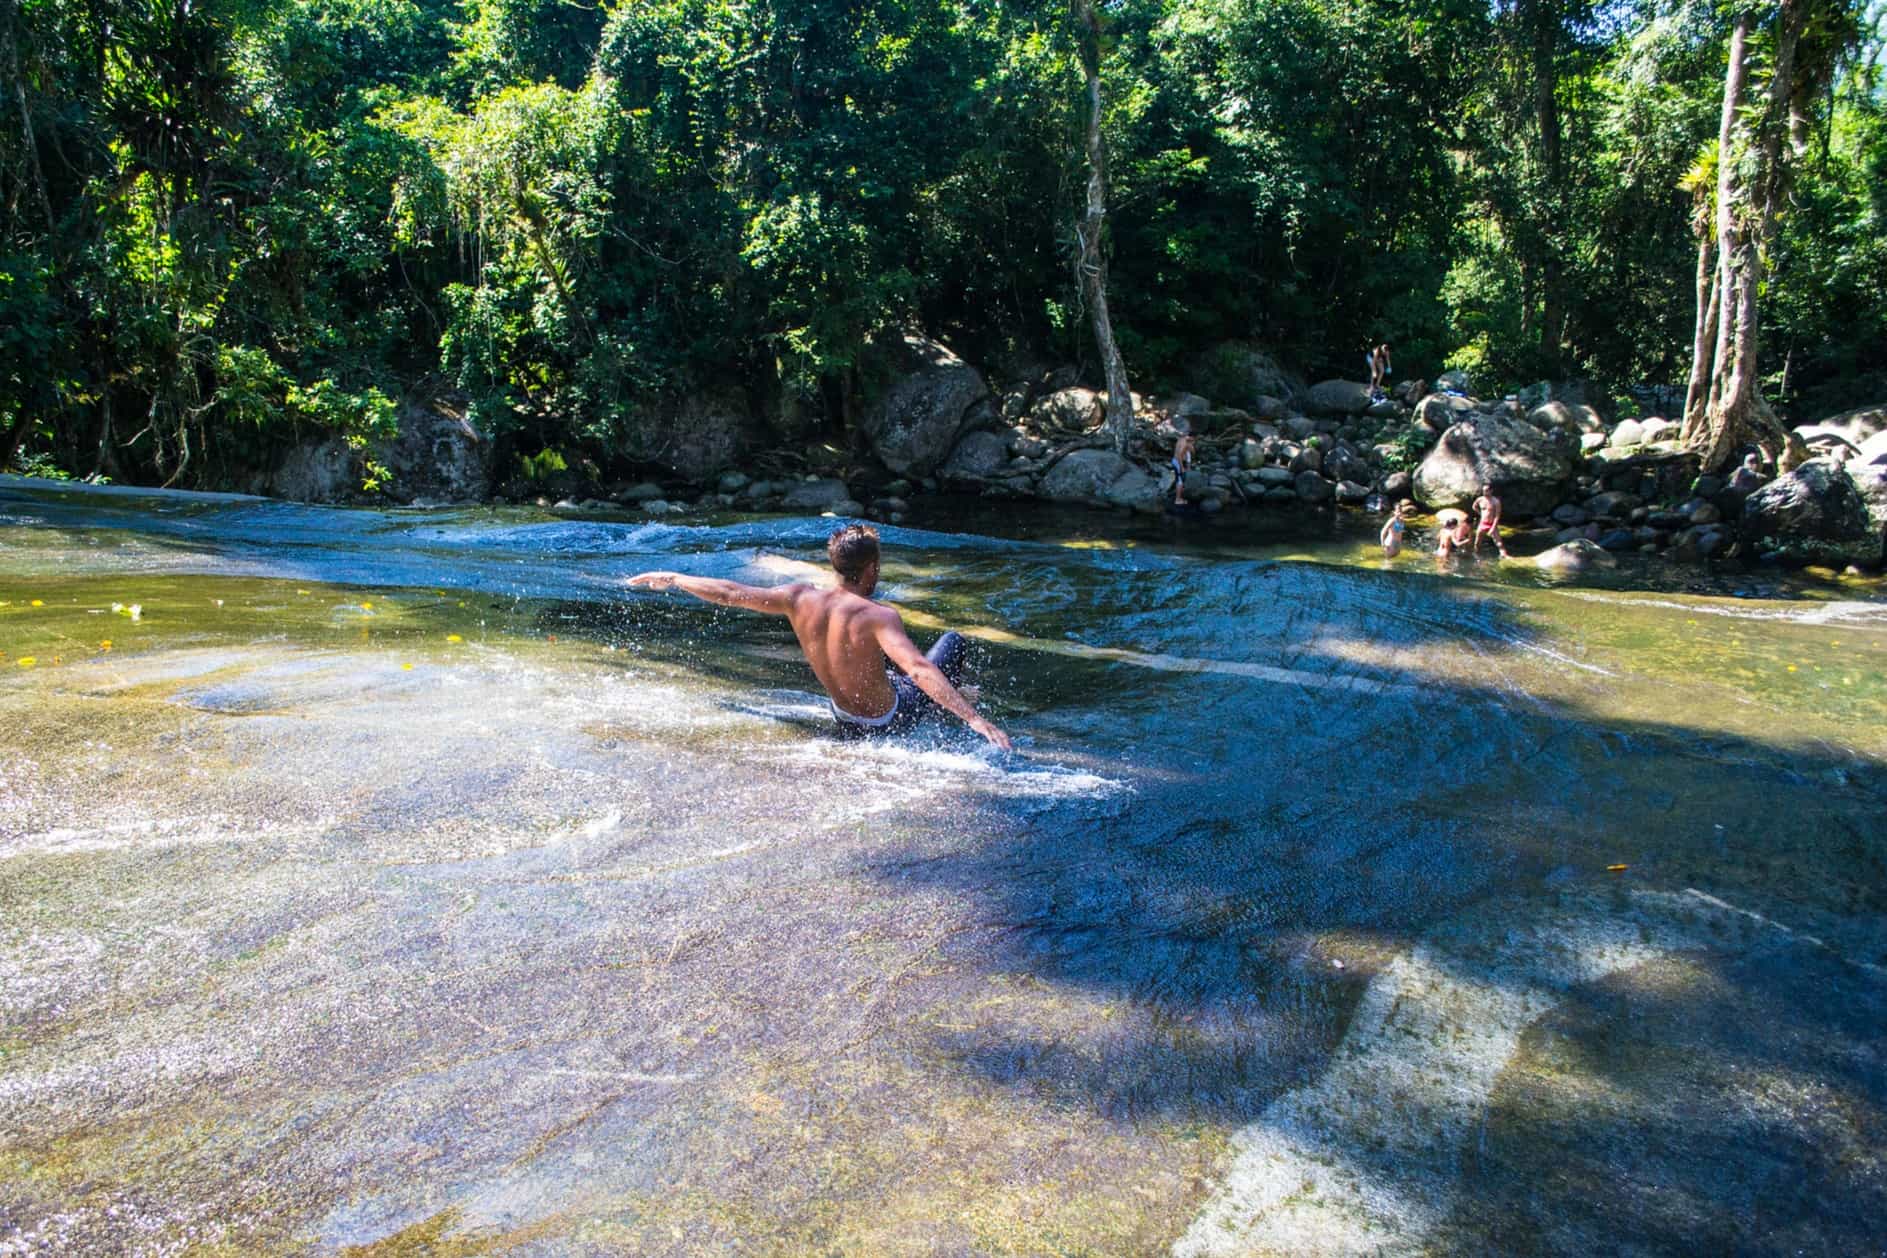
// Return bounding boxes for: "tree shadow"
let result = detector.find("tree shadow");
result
[788,560,1887,1249]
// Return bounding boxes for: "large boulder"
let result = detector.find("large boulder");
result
[1040,448,1135,506]
[1416,393,1475,433]
[382,400,490,502]
[1030,386,1105,431]
[1294,470,1334,502]
[1156,392,1212,422]
[270,438,358,503]
[1741,460,1876,560]
[1412,411,1578,515]
[1796,402,1886,454]
[1306,379,1374,417]
[1103,464,1166,513]
[1638,417,1679,445]
[1187,343,1302,407]
[1527,401,1587,437]
[939,430,1012,484]
[1849,462,1887,558]
[643,390,759,482]
[270,397,494,504]
[857,334,991,476]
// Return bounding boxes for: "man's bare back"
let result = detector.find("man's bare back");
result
[627,525,1010,749]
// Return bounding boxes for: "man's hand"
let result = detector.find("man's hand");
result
[627,572,679,591]
[970,717,1014,752]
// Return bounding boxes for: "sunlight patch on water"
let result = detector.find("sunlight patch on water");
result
[1173,885,1861,1258]
[1559,591,1887,627]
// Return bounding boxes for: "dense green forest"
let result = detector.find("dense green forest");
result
[2,0,1883,490]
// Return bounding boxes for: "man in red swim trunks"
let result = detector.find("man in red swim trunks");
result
[1472,483,1510,558]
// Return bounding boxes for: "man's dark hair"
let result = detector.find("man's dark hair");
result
[828,523,880,583]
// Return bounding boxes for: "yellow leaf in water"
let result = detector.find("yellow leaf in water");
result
[99,640,111,651]
[1787,665,1798,672]
[17,657,35,668]
[30,600,43,607]
[446,634,462,643]
[402,662,414,670]
[361,602,373,611]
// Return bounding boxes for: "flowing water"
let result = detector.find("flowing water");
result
[1,475,1883,1256]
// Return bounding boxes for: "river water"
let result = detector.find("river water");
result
[2,475,1883,1256]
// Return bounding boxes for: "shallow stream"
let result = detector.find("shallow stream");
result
[2,476,1883,1255]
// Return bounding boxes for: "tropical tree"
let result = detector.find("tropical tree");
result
[1680,0,1865,469]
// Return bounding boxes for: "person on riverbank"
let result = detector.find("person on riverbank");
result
[1367,343,1392,399]
[1472,484,1510,558]
[1435,509,1471,559]
[1170,423,1196,506]
[627,524,1012,750]
[1380,499,1414,557]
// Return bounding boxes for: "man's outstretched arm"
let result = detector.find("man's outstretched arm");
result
[875,616,1013,751]
[627,572,798,615]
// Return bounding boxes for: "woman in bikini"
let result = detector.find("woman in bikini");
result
[1380,498,1414,557]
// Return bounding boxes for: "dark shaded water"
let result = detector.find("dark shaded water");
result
[2,476,1884,1255]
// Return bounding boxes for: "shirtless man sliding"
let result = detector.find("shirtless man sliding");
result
[627,524,1012,750]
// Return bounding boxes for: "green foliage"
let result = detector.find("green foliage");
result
[518,448,568,480]
[2,0,1882,491]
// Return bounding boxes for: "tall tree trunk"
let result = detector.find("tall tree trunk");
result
[1071,0,1134,454]
[1681,235,1717,429]
[1532,10,1565,368]
[1682,8,1808,472]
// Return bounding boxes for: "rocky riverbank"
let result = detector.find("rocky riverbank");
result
[257,335,1887,575]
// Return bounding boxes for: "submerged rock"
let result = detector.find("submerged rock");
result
[1534,538,1616,572]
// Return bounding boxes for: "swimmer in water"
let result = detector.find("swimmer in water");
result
[627,523,1012,749]
[1379,498,1414,557]
[1435,509,1472,559]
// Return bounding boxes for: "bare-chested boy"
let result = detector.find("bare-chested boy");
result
[1171,424,1197,506]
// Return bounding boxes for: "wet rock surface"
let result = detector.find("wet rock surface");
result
[1,478,1884,1256]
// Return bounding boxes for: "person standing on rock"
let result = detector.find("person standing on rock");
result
[1170,422,1197,506]
[1472,484,1510,558]
[626,524,1012,750]
[1367,343,1392,399]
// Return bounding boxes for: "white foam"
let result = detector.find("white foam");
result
[1559,590,1887,628]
